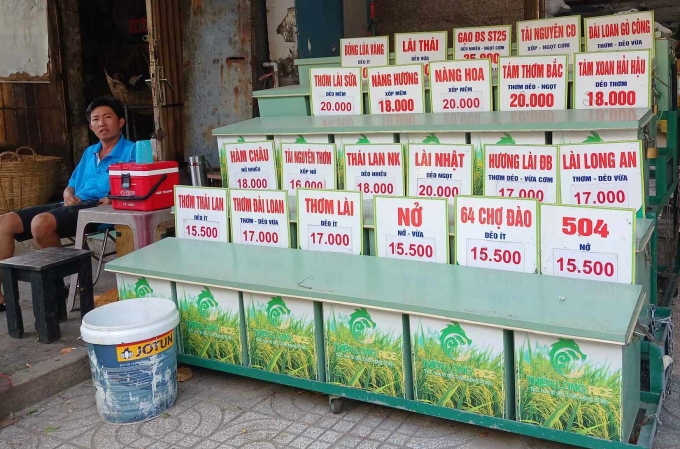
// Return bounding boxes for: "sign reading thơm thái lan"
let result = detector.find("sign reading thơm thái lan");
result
[174,186,229,243]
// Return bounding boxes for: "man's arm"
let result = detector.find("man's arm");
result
[63,186,81,206]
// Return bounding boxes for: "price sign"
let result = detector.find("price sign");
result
[585,11,654,53]
[175,186,229,243]
[559,141,644,213]
[340,36,389,80]
[498,55,568,111]
[452,25,512,71]
[429,60,492,113]
[344,143,404,200]
[395,31,447,77]
[455,196,538,273]
[484,145,558,203]
[310,68,362,116]
[297,189,363,255]
[223,141,277,190]
[281,142,336,196]
[375,196,449,264]
[367,64,424,115]
[516,16,581,56]
[573,50,651,109]
[229,189,290,248]
[540,204,635,284]
[407,144,473,205]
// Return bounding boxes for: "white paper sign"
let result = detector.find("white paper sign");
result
[585,11,654,53]
[559,141,645,213]
[452,26,512,71]
[395,31,447,77]
[573,50,651,109]
[344,144,404,200]
[297,189,363,255]
[223,141,277,190]
[429,60,493,113]
[540,204,635,284]
[499,55,568,111]
[310,68,363,116]
[341,36,390,79]
[229,189,290,248]
[484,145,558,203]
[281,142,336,196]
[175,186,229,243]
[455,196,538,273]
[517,16,581,56]
[368,64,425,114]
[408,144,473,205]
[401,132,466,144]
[375,196,449,264]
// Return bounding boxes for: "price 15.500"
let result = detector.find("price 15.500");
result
[465,238,525,272]
[552,248,618,283]
[183,220,220,241]
[385,235,436,262]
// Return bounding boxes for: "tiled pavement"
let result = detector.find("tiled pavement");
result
[2,367,680,449]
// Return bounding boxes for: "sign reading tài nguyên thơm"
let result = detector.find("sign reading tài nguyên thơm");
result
[540,204,635,284]
[498,55,568,111]
[407,143,474,204]
[222,141,277,190]
[281,142,336,196]
[452,25,512,71]
[484,145,558,203]
[455,196,539,273]
[340,36,390,80]
[367,64,425,114]
[228,189,290,248]
[174,186,229,243]
[573,50,651,109]
[297,189,363,255]
[429,60,493,113]
[394,31,447,77]
[344,143,405,200]
[375,196,449,264]
[559,141,645,214]
[516,16,581,57]
[584,10,654,54]
[310,68,363,116]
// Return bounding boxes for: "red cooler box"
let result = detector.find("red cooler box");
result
[108,162,179,211]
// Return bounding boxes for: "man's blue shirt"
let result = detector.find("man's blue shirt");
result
[68,136,135,201]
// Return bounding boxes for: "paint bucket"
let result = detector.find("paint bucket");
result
[80,297,180,424]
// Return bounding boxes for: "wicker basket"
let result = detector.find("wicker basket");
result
[0,147,63,214]
[105,68,152,108]
[95,288,119,308]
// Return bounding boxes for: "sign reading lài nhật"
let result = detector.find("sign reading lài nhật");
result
[310,68,363,116]
[344,143,405,200]
[584,11,654,54]
[429,60,493,113]
[498,55,568,111]
[516,16,581,56]
[222,140,277,190]
[340,36,390,80]
[229,189,290,248]
[297,189,363,255]
[455,196,539,273]
[367,64,425,114]
[408,143,473,205]
[484,145,558,203]
[281,142,336,196]
[452,25,512,71]
[394,31,447,77]
[174,186,229,243]
[375,196,449,264]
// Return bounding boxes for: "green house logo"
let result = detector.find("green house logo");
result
[349,308,377,344]
[440,322,473,362]
[496,133,516,145]
[197,287,218,320]
[294,135,307,144]
[356,134,371,144]
[134,277,153,298]
[582,131,604,143]
[549,338,587,379]
[421,133,440,144]
[266,296,291,330]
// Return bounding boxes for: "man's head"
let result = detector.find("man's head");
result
[86,98,126,144]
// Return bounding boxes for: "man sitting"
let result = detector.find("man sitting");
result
[0,98,135,308]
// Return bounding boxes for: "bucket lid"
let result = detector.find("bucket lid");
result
[81,298,180,346]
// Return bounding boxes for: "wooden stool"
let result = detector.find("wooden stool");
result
[0,247,93,343]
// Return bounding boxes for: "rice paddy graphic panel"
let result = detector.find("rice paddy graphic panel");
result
[411,315,506,417]
[116,274,172,300]
[515,331,624,441]
[325,303,405,398]
[177,283,242,365]
[246,294,318,380]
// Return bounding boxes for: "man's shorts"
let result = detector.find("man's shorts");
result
[13,200,99,242]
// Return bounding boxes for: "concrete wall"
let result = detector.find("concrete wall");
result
[266,0,298,86]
